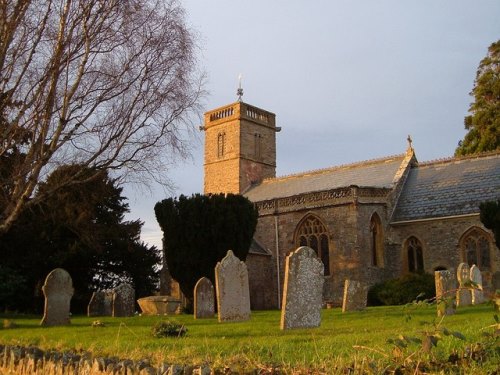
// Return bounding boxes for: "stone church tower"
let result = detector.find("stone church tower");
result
[202,101,280,194]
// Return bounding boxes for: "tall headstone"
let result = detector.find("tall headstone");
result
[215,250,251,322]
[112,283,135,317]
[194,277,215,319]
[40,268,74,326]
[470,265,484,305]
[280,246,324,330]
[456,263,472,307]
[342,279,368,312]
[87,290,113,316]
[434,270,456,316]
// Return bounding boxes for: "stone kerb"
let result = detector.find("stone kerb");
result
[280,246,324,330]
[215,250,251,322]
[470,265,484,305]
[456,263,472,307]
[40,268,74,326]
[342,279,368,312]
[434,270,456,316]
[194,277,215,319]
[112,283,135,317]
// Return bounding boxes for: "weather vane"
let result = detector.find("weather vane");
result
[237,73,243,102]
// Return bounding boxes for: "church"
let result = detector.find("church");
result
[201,99,500,310]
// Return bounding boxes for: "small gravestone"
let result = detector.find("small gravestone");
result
[194,277,215,319]
[215,250,250,322]
[456,263,472,307]
[434,270,456,316]
[40,268,74,326]
[470,265,484,305]
[87,290,114,316]
[280,246,324,330]
[342,279,368,312]
[112,283,135,317]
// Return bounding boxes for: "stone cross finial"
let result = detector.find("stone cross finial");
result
[407,135,413,150]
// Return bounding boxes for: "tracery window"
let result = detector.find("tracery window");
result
[295,215,331,276]
[461,228,491,269]
[370,213,384,267]
[217,132,226,158]
[405,236,424,273]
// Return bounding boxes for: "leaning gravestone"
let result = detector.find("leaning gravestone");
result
[194,277,215,319]
[215,250,251,322]
[40,268,74,326]
[87,290,113,316]
[342,279,368,312]
[456,263,472,307]
[434,270,456,316]
[280,246,324,330]
[112,283,135,317]
[470,265,484,305]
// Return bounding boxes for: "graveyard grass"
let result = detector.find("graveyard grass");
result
[1,304,499,373]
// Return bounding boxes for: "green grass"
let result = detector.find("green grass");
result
[1,304,499,373]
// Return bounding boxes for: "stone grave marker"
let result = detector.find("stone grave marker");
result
[434,270,456,316]
[470,265,484,305]
[112,283,135,317]
[215,250,251,322]
[456,263,472,307]
[40,268,74,326]
[194,277,215,319]
[342,279,368,312]
[280,246,324,330]
[87,290,113,316]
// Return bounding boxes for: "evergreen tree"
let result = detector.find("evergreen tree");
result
[456,40,500,156]
[479,200,500,250]
[154,194,258,303]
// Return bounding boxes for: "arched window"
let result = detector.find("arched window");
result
[405,236,424,273]
[370,213,384,267]
[295,215,331,276]
[217,132,226,158]
[460,227,492,269]
[254,133,262,158]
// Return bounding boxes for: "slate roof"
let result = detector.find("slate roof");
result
[392,152,500,222]
[245,154,406,202]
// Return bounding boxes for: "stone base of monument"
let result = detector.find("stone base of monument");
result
[137,296,181,315]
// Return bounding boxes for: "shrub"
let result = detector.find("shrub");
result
[151,321,187,338]
[368,273,435,306]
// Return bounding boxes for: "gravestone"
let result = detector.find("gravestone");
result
[470,265,484,305]
[40,268,74,326]
[112,283,135,317]
[194,277,215,319]
[342,279,368,312]
[434,270,456,316]
[280,246,324,330]
[87,290,113,317]
[456,263,472,307]
[215,250,251,322]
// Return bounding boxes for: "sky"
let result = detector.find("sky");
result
[124,1,500,249]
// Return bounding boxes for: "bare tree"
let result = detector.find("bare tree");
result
[0,0,204,233]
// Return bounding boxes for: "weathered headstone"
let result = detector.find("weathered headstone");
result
[280,246,324,330]
[87,290,113,317]
[194,277,215,319]
[40,268,74,326]
[456,263,472,307]
[342,279,368,312]
[112,283,135,317]
[434,270,456,316]
[215,250,251,322]
[470,265,484,305]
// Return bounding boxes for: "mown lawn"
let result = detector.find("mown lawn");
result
[1,304,499,373]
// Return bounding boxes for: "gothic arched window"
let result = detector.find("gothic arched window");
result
[217,132,226,158]
[405,236,424,273]
[460,227,492,269]
[370,213,384,267]
[295,215,331,276]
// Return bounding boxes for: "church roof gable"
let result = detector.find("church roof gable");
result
[245,154,406,202]
[392,152,500,222]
